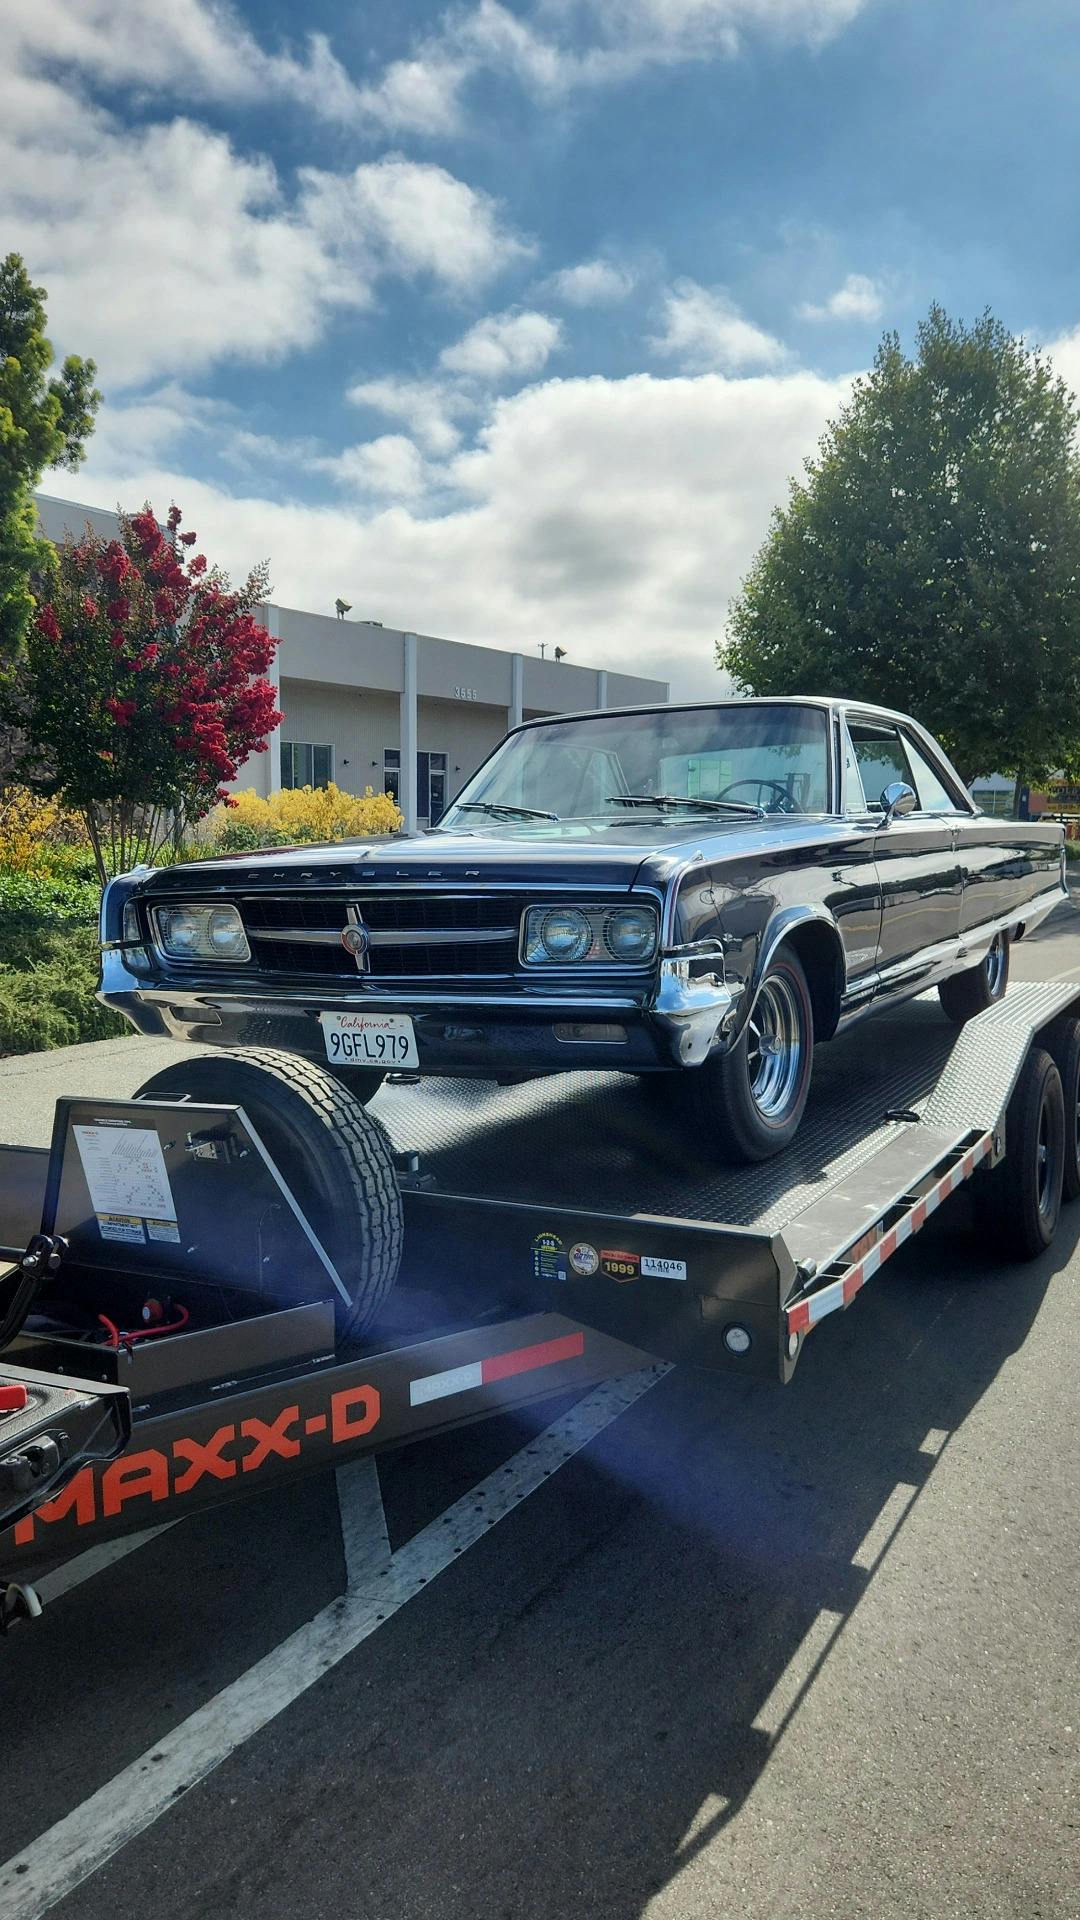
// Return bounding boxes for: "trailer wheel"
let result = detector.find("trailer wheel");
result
[132,1049,403,1341]
[938,932,1010,1025]
[1043,1014,1080,1201]
[983,1045,1064,1260]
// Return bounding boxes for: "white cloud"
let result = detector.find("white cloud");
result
[440,310,562,382]
[5,0,367,125]
[1046,326,1080,404]
[545,260,636,305]
[652,281,788,372]
[349,0,869,135]
[319,436,430,501]
[0,49,527,388]
[301,157,531,293]
[56,366,854,697]
[800,272,886,323]
[346,378,478,457]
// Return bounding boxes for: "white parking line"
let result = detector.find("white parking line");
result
[0,1363,668,1920]
[34,1523,178,1605]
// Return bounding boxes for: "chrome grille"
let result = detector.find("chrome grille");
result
[240,895,520,979]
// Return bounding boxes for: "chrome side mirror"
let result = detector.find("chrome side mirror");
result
[880,781,917,823]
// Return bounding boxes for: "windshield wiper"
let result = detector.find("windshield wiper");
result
[455,801,561,822]
[606,793,765,818]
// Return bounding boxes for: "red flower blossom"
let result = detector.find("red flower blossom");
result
[80,592,98,623]
[110,630,126,651]
[105,697,138,727]
[180,530,197,546]
[167,504,182,532]
[36,604,61,642]
[106,599,129,624]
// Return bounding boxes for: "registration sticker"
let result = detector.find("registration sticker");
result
[641,1255,688,1281]
[568,1242,600,1277]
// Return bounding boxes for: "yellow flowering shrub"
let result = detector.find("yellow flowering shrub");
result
[0,786,90,872]
[207,782,402,850]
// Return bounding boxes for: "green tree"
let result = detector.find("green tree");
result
[723,306,1080,790]
[0,254,100,667]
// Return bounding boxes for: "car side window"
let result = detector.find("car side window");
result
[901,735,963,814]
[840,722,869,813]
[848,722,914,812]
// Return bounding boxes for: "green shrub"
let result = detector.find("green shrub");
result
[0,870,126,1054]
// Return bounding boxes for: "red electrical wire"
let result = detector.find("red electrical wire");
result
[97,1305,189,1349]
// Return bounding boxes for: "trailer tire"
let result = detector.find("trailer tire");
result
[982,1045,1064,1260]
[1042,1013,1080,1201]
[938,932,1010,1025]
[132,1049,402,1342]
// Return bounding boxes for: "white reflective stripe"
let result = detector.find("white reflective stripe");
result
[409,1360,484,1407]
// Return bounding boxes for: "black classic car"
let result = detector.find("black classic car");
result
[100,698,1066,1161]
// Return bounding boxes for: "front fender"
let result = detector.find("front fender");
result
[734,905,847,1046]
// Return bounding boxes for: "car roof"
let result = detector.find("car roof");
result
[512,695,923,732]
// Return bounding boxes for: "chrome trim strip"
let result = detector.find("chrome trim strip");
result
[251,925,517,947]
[838,880,1067,1006]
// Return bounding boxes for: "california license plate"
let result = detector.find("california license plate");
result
[319,1011,418,1070]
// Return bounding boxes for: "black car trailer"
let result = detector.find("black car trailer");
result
[3,973,1080,1626]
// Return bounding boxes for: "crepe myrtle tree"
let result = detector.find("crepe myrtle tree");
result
[10,505,282,884]
[723,307,1080,802]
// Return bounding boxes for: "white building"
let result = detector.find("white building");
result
[35,493,668,833]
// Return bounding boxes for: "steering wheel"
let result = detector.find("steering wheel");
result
[714,778,801,814]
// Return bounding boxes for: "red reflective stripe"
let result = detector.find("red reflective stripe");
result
[842,1269,864,1305]
[481,1331,585,1385]
[787,1302,812,1335]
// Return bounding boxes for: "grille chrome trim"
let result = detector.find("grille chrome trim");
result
[252,924,517,947]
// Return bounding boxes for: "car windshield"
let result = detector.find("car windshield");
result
[438,704,831,833]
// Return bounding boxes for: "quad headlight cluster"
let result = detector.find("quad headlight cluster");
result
[522,903,659,967]
[152,902,250,963]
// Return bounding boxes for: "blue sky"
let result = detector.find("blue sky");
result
[6,0,1080,694]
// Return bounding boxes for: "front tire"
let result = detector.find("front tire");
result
[682,947,814,1162]
[938,931,1010,1025]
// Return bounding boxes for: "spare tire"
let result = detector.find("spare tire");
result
[133,1048,402,1342]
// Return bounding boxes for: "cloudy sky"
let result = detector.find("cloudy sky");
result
[8,0,1080,695]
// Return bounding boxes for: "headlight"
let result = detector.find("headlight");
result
[604,908,658,962]
[538,908,593,962]
[522,903,658,966]
[154,903,250,962]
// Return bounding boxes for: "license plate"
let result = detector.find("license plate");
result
[319,1011,418,1070]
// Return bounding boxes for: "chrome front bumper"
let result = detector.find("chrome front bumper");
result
[99,945,737,1069]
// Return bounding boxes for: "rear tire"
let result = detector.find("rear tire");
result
[1043,1013,1080,1201]
[938,931,1010,1025]
[982,1045,1064,1260]
[133,1048,403,1341]
[681,946,814,1162]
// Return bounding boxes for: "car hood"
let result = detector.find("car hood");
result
[135,816,831,898]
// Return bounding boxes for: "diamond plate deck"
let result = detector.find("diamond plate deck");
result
[376,995,960,1231]
[921,976,1080,1133]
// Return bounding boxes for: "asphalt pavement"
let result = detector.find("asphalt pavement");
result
[1,912,1078,1920]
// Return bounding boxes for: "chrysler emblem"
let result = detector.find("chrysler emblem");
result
[341,906,370,970]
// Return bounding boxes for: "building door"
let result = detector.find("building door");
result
[384,749,448,825]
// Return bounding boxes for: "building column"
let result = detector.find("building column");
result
[509,651,524,730]
[596,670,608,710]
[400,631,419,835]
[265,604,282,795]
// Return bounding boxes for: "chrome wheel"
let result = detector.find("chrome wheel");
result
[746,973,805,1121]
[985,935,1007,998]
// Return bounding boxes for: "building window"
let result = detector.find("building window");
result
[383,749,448,823]
[383,748,400,805]
[281,742,333,789]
